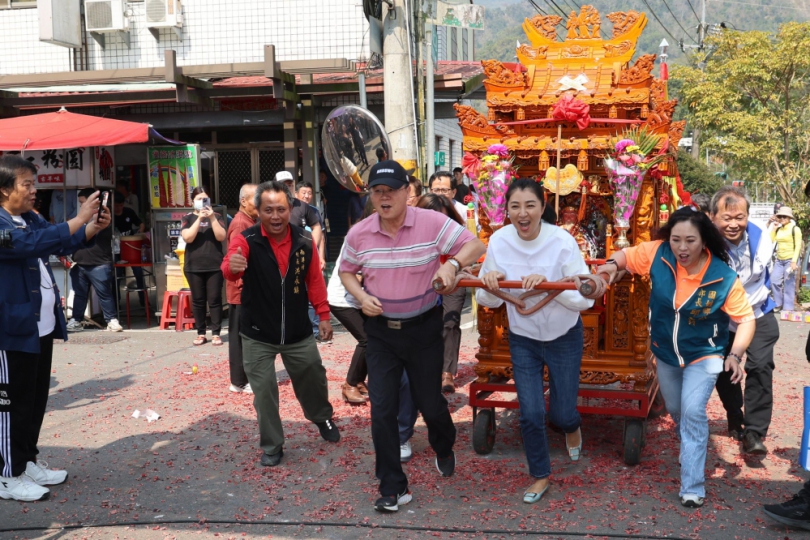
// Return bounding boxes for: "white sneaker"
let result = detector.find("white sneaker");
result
[66,319,84,332]
[229,383,254,394]
[680,493,704,508]
[107,319,123,332]
[400,441,413,463]
[0,474,50,501]
[25,461,68,486]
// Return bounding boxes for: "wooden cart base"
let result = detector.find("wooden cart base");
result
[469,376,663,465]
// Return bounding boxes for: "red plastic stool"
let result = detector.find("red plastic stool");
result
[159,290,194,331]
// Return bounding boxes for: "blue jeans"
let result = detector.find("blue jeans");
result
[657,357,723,498]
[70,263,117,322]
[398,371,418,445]
[771,259,797,311]
[509,319,583,479]
[308,303,320,337]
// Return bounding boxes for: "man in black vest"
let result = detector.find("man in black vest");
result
[221,181,339,467]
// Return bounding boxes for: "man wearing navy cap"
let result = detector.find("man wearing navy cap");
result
[339,161,485,512]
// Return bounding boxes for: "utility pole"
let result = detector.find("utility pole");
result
[383,0,419,173]
[425,2,435,179]
[691,0,707,160]
[414,1,426,179]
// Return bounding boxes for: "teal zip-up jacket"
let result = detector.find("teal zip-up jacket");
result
[647,242,739,368]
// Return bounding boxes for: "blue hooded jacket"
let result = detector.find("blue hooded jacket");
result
[0,207,90,354]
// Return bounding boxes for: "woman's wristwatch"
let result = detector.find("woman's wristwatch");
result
[604,258,619,270]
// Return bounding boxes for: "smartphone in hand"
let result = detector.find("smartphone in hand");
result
[98,191,109,221]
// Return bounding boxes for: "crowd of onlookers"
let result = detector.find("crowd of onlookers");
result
[3,150,810,532]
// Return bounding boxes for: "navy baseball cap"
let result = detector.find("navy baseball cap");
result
[367,160,408,189]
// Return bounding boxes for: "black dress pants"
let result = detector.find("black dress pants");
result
[0,333,55,478]
[228,304,248,387]
[330,305,367,386]
[186,270,223,336]
[715,311,780,437]
[365,308,456,496]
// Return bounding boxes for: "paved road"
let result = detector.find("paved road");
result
[1,313,809,540]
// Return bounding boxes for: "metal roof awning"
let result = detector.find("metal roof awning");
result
[0,61,485,112]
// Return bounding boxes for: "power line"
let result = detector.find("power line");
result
[660,0,698,43]
[640,0,681,44]
[542,0,569,18]
[683,0,702,24]
[560,0,579,13]
[525,0,547,16]
[710,0,810,9]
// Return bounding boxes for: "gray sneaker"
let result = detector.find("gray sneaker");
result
[66,319,84,332]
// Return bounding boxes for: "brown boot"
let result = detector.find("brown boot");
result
[356,381,369,397]
[342,383,366,404]
[442,372,455,394]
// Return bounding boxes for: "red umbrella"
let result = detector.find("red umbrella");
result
[0,108,178,151]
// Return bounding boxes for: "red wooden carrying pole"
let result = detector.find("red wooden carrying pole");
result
[455,279,578,290]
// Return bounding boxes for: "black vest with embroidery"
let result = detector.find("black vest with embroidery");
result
[240,223,314,345]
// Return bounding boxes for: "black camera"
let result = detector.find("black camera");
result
[0,229,12,249]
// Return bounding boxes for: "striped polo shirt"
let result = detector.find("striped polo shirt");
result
[340,206,475,318]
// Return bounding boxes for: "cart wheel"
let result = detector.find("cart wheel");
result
[648,389,666,420]
[623,419,645,465]
[473,408,496,455]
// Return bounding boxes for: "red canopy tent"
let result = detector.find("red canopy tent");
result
[0,108,178,151]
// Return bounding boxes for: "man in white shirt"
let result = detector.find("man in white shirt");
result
[711,186,779,455]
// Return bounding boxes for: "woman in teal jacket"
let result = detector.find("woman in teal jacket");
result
[597,207,755,509]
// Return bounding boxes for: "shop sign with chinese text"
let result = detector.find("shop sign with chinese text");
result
[0,147,115,188]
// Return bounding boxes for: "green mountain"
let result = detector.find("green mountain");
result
[475,0,810,63]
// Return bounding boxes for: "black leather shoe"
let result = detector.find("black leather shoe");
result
[742,431,768,455]
[728,428,744,441]
[316,419,341,443]
[260,450,283,467]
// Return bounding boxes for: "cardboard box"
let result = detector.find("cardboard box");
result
[792,312,803,322]
[781,311,791,321]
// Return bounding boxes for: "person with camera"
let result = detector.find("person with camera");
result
[0,155,110,502]
[66,188,123,333]
[181,187,226,346]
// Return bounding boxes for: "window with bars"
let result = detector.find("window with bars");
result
[217,151,251,211]
[258,150,285,183]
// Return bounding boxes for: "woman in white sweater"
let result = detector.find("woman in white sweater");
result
[477,179,593,504]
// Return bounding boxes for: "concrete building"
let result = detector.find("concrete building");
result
[0,0,482,244]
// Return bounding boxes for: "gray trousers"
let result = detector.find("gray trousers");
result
[241,333,334,455]
[442,287,466,375]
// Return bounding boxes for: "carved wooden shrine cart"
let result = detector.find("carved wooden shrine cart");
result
[456,7,686,465]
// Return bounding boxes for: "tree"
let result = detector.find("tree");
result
[676,151,725,196]
[672,23,810,220]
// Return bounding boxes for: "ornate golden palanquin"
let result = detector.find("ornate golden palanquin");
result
[459,7,680,390]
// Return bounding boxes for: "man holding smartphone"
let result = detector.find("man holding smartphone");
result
[66,189,122,332]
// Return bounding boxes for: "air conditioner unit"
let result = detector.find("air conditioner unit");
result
[85,0,129,33]
[145,0,182,29]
